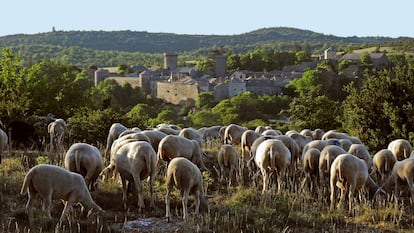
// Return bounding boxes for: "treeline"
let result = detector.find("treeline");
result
[0,27,406,68]
[2,48,414,153]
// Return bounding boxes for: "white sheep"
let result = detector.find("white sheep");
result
[348,143,373,170]
[115,141,157,211]
[372,149,396,183]
[254,139,291,194]
[47,118,68,150]
[330,153,382,213]
[387,139,412,161]
[240,129,261,162]
[20,164,103,225]
[217,144,239,186]
[223,123,247,145]
[179,127,203,146]
[381,157,414,201]
[301,148,321,192]
[319,145,347,184]
[165,157,210,221]
[105,123,128,160]
[321,130,362,144]
[157,135,208,172]
[312,128,325,140]
[64,142,103,190]
[140,129,168,152]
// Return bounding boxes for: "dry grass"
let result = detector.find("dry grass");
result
[1,144,414,233]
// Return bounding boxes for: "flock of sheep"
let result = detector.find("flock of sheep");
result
[4,120,414,227]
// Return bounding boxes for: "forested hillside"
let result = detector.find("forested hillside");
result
[0,27,409,68]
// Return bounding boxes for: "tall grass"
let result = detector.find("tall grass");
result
[1,143,414,232]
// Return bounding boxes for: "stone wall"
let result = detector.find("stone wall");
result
[156,82,199,105]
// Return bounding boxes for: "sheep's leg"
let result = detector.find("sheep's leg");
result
[133,174,145,211]
[25,192,35,226]
[406,179,414,203]
[277,173,284,194]
[149,173,155,208]
[165,187,171,221]
[330,175,337,211]
[120,175,128,210]
[59,199,74,224]
[262,170,269,194]
[182,190,190,221]
[41,193,53,220]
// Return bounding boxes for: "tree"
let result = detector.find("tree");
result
[196,92,216,109]
[360,52,372,65]
[126,103,152,129]
[226,53,241,72]
[189,109,221,128]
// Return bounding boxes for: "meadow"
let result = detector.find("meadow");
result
[1,141,414,233]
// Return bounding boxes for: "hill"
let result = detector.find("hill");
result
[0,27,411,68]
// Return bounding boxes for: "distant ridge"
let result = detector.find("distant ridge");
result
[0,27,403,54]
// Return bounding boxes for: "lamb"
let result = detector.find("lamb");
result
[64,142,103,190]
[20,164,103,225]
[387,139,412,161]
[0,128,8,164]
[223,123,247,145]
[157,135,208,171]
[104,123,128,160]
[381,157,414,201]
[330,153,383,213]
[372,149,396,183]
[217,144,239,186]
[348,143,373,170]
[115,141,157,210]
[165,157,210,221]
[254,139,291,194]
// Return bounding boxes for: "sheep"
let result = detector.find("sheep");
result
[240,129,261,162]
[104,123,128,160]
[254,139,291,194]
[319,145,347,184]
[387,139,412,161]
[381,157,414,201]
[217,144,239,186]
[272,135,300,167]
[199,125,222,147]
[64,142,103,191]
[302,139,341,161]
[140,129,168,152]
[115,141,157,210]
[155,125,180,135]
[48,118,68,151]
[300,129,313,138]
[223,123,247,145]
[118,128,141,138]
[312,128,325,140]
[0,128,8,164]
[165,157,210,221]
[339,138,353,151]
[330,153,383,213]
[20,164,103,225]
[372,149,396,183]
[255,125,272,134]
[157,135,208,171]
[261,129,282,136]
[321,130,362,144]
[347,143,373,170]
[288,132,312,158]
[179,127,203,146]
[301,148,321,192]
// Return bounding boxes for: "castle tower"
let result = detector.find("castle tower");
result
[163,52,178,70]
[215,54,227,77]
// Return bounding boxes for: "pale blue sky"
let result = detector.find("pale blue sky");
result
[1,0,412,38]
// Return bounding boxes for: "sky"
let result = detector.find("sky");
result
[1,0,413,38]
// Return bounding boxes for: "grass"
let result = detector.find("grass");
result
[2,144,414,233]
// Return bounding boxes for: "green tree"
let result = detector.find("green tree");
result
[342,66,414,152]
[189,109,221,128]
[212,99,238,125]
[126,103,152,129]
[148,108,178,127]
[196,92,216,109]
[360,52,372,65]
[226,53,241,72]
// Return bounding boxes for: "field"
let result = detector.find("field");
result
[1,142,414,233]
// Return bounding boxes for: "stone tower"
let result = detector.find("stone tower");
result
[163,52,178,70]
[215,54,227,77]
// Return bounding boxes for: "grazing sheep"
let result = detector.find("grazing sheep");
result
[261,129,282,136]
[289,133,312,158]
[372,149,396,183]
[348,144,373,170]
[272,135,300,167]
[302,139,341,161]
[301,148,321,192]
[200,125,222,147]
[321,130,362,144]
[140,129,168,152]
[217,144,239,186]
[179,127,203,147]
[223,123,247,145]
[155,125,180,135]
[319,145,347,184]
[387,139,412,161]
[165,157,209,221]
[330,153,382,213]
[115,141,157,210]
[118,128,141,138]
[20,164,103,225]
[0,128,8,163]
[255,125,272,134]
[240,130,261,162]
[300,129,313,138]
[339,138,353,151]
[157,135,208,171]
[312,128,325,140]
[64,143,103,191]
[254,139,291,194]
[105,123,128,160]
[381,157,414,201]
